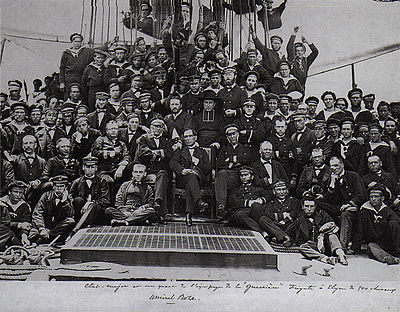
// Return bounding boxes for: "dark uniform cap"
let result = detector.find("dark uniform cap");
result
[69,82,82,90]
[305,96,319,105]
[368,122,383,132]
[279,94,292,101]
[179,73,190,81]
[347,88,363,99]
[326,117,340,127]
[200,90,220,101]
[224,124,239,134]
[364,93,375,99]
[8,80,23,91]
[247,48,258,55]
[61,102,77,113]
[243,71,259,81]
[277,60,291,68]
[50,175,69,185]
[222,66,236,74]
[189,74,201,82]
[152,65,167,76]
[194,32,207,41]
[120,97,136,105]
[272,179,287,188]
[11,101,28,111]
[93,48,109,58]
[95,92,110,100]
[291,112,306,120]
[357,122,369,131]
[341,116,355,127]
[70,33,83,42]
[208,69,222,76]
[29,104,43,114]
[294,42,305,49]
[109,82,120,89]
[139,92,152,101]
[265,93,280,101]
[367,182,391,200]
[130,51,144,59]
[390,101,400,107]
[141,1,153,12]
[8,180,28,190]
[240,166,255,175]
[82,154,98,165]
[145,50,157,62]
[242,99,257,107]
[150,117,166,128]
[270,35,283,43]
[313,117,327,127]
[113,45,127,52]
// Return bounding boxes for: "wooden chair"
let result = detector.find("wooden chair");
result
[171,147,217,219]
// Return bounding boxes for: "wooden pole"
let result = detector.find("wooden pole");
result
[172,0,182,85]
[263,2,270,48]
[0,39,7,67]
[351,63,357,88]
[107,0,111,41]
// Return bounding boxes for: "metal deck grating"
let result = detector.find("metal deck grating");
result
[73,233,265,252]
[85,224,255,236]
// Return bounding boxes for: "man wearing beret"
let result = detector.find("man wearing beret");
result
[170,129,211,226]
[70,155,110,226]
[30,175,75,243]
[351,183,400,264]
[71,117,101,163]
[81,49,109,111]
[287,26,319,88]
[317,156,366,253]
[87,92,116,135]
[60,33,94,99]
[331,117,364,173]
[0,181,31,246]
[215,124,251,219]
[3,102,35,155]
[218,67,248,124]
[104,45,130,90]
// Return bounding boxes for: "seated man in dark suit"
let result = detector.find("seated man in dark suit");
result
[288,194,348,265]
[257,180,299,246]
[251,140,288,201]
[118,113,146,159]
[87,92,116,135]
[227,166,269,237]
[170,129,211,226]
[352,183,400,264]
[215,124,251,219]
[164,94,194,139]
[71,117,101,164]
[297,148,331,198]
[317,156,367,253]
[70,155,110,227]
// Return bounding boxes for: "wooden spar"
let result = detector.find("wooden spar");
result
[134,1,138,44]
[101,0,105,42]
[115,0,119,38]
[107,0,111,41]
[89,0,94,46]
[80,0,85,35]
[239,0,242,54]
[230,0,233,59]
[351,63,357,88]
[172,0,181,85]
[0,39,7,67]
[93,0,98,44]
[263,2,270,48]
[253,0,256,32]
[129,3,133,47]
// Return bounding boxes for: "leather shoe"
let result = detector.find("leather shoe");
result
[338,255,348,266]
[282,236,293,247]
[198,200,209,213]
[216,204,226,221]
[185,213,193,227]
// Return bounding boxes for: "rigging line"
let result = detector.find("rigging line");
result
[130,4,133,48]
[115,0,119,38]
[107,0,111,41]
[2,34,70,44]
[89,0,94,45]
[101,0,105,42]
[5,39,44,58]
[80,0,85,35]
[308,47,400,78]
[0,39,7,66]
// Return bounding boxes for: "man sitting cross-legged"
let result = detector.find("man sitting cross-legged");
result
[288,194,348,265]
[105,163,156,226]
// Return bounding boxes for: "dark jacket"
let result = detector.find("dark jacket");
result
[251,159,288,192]
[264,196,300,223]
[228,183,268,211]
[70,175,110,209]
[42,155,81,182]
[0,196,31,234]
[170,146,211,179]
[216,143,251,170]
[297,165,331,197]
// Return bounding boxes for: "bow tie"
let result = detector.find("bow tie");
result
[315,166,324,170]
[132,181,142,186]
[97,109,106,113]
[262,160,271,165]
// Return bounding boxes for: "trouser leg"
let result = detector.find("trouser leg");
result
[154,171,168,215]
[299,242,324,260]
[229,208,263,233]
[125,206,156,225]
[215,169,240,207]
[73,197,106,225]
[387,219,400,256]
[367,242,394,263]
[0,226,16,251]
[49,218,75,242]
[105,207,128,220]
[340,210,356,248]
[182,174,201,214]
[258,216,288,242]
[327,233,343,254]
